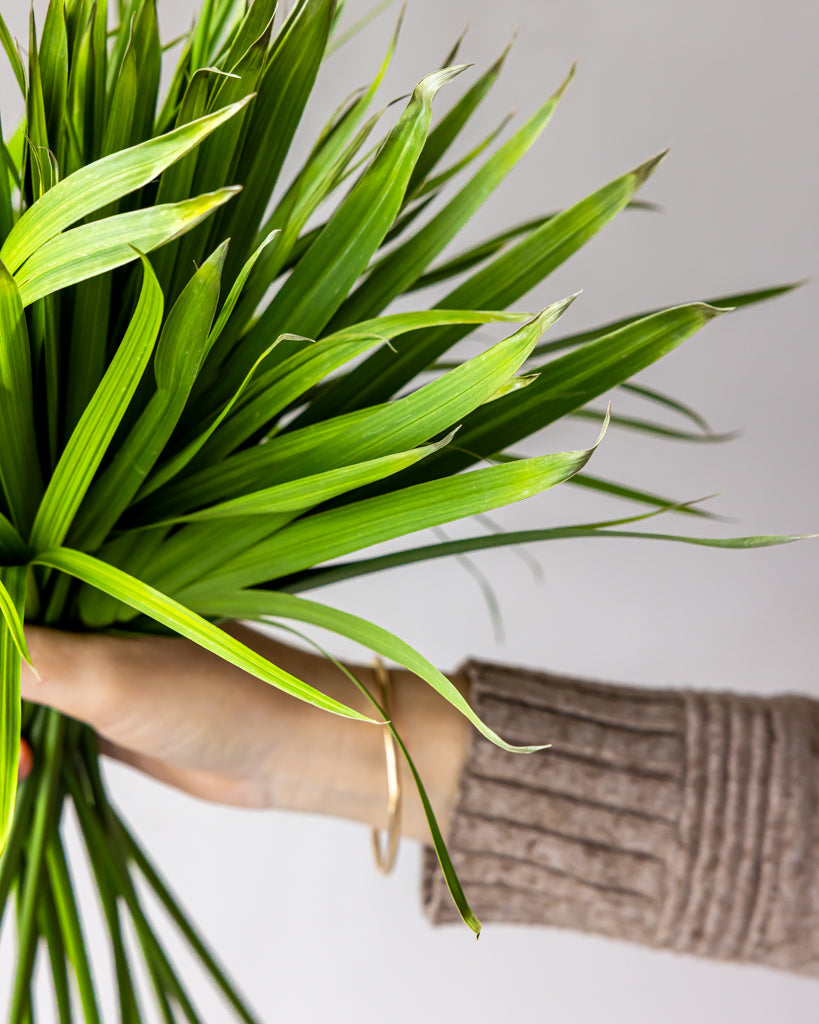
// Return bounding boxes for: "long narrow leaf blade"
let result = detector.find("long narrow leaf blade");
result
[33,548,376,723]
[280,523,812,592]
[0,566,27,856]
[0,97,252,273]
[0,262,44,532]
[142,300,575,518]
[177,418,606,595]
[305,152,667,419]
[195,589,549,757]
[16,189,239,306]
[30,257,164,551]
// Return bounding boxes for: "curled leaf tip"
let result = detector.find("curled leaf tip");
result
[594,403,612,446]
[699,301,735,320]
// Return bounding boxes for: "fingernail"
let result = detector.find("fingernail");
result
[18,738,33,781]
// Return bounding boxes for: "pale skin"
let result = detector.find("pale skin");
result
[18,624,474,843]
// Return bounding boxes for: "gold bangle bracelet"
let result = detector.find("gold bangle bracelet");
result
[371,657,402,874]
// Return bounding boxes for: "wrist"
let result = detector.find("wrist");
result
[240,626,472,842]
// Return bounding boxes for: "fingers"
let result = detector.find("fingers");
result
[21,626,121,731]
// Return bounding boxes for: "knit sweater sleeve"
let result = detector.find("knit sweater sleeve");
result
[421,659,819,977]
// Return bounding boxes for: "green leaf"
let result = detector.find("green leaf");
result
[129,0,161,147]
[527,281,803,360]
[138,342,279,500]
[34,548,377,723]
[38,0,69,153]
[150,431,457,525]
[0,566,27,857]
[207,230,278,353]
[45,835,102,1024]
[38,876,74,1024]
[212,17,401,352]
[327,0,398,55]
[26,9,53,202]
[141,300,574,518]
[193,588,549,761]
[567,471,716,518]
[107,518,291,614]
[219,0,277,72]
[0,97,252,273]
[101,29,139,158]
[405,36,513,198]
[111,808,264,1022]
[326,64,575,333]
[279,517,811,592]
[235,64,468,374]
[16,188,238,306]
[168,25,271,297]
[0,514,28,561]
[618,380,712,434]
[197,309,532,465]
[411,213,556,295]
[306,151,667,419]
[0,261,43,534]
[70,244,227,549]
[0,571,33,668]
[264,620,481,934]
[395,303,729,487]
[177,415,606,596]
[0,114,13,244]
[0,11,26,96]
[219,0,336,278]
[407,110,514,205]
[64,761,204,1023]
[8,710,66,1019]
[568,406,734,443]
[30,256,164,552]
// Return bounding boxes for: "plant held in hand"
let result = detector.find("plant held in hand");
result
[0,0,805,1019]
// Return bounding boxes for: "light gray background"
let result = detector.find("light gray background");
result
[1,0,818,1020]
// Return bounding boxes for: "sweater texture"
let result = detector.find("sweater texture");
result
[421,660,819,976]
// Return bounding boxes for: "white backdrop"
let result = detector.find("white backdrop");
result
[1,1,818,1020]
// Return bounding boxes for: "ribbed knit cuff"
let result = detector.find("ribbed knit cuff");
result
[421,660,819,976]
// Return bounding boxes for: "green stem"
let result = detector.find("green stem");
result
[0,765,38,931]
[111,803,263,1024]
[38,870,74,1024]
[45,834,102,1024]
[8,709,66,1021]
[70,747,142,1024]
[65,766,197,1024]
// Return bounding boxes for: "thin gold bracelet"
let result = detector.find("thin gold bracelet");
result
[371,657,402,874]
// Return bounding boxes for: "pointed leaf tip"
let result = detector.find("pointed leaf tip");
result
[531,291,581,329]
[632,148,670,187]
[554,61,578,99]
[493,31,517,68]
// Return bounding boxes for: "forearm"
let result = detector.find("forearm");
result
[22,624,473,842]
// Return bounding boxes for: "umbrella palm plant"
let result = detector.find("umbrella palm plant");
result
[0,0,804,1019]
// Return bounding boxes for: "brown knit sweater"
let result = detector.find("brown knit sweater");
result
[422,660,819,976]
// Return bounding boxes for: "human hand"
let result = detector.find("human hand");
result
[18,623,346,807]
[18,624,471,839]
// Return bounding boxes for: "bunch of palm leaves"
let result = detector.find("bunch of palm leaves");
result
[0,0,803,1019]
